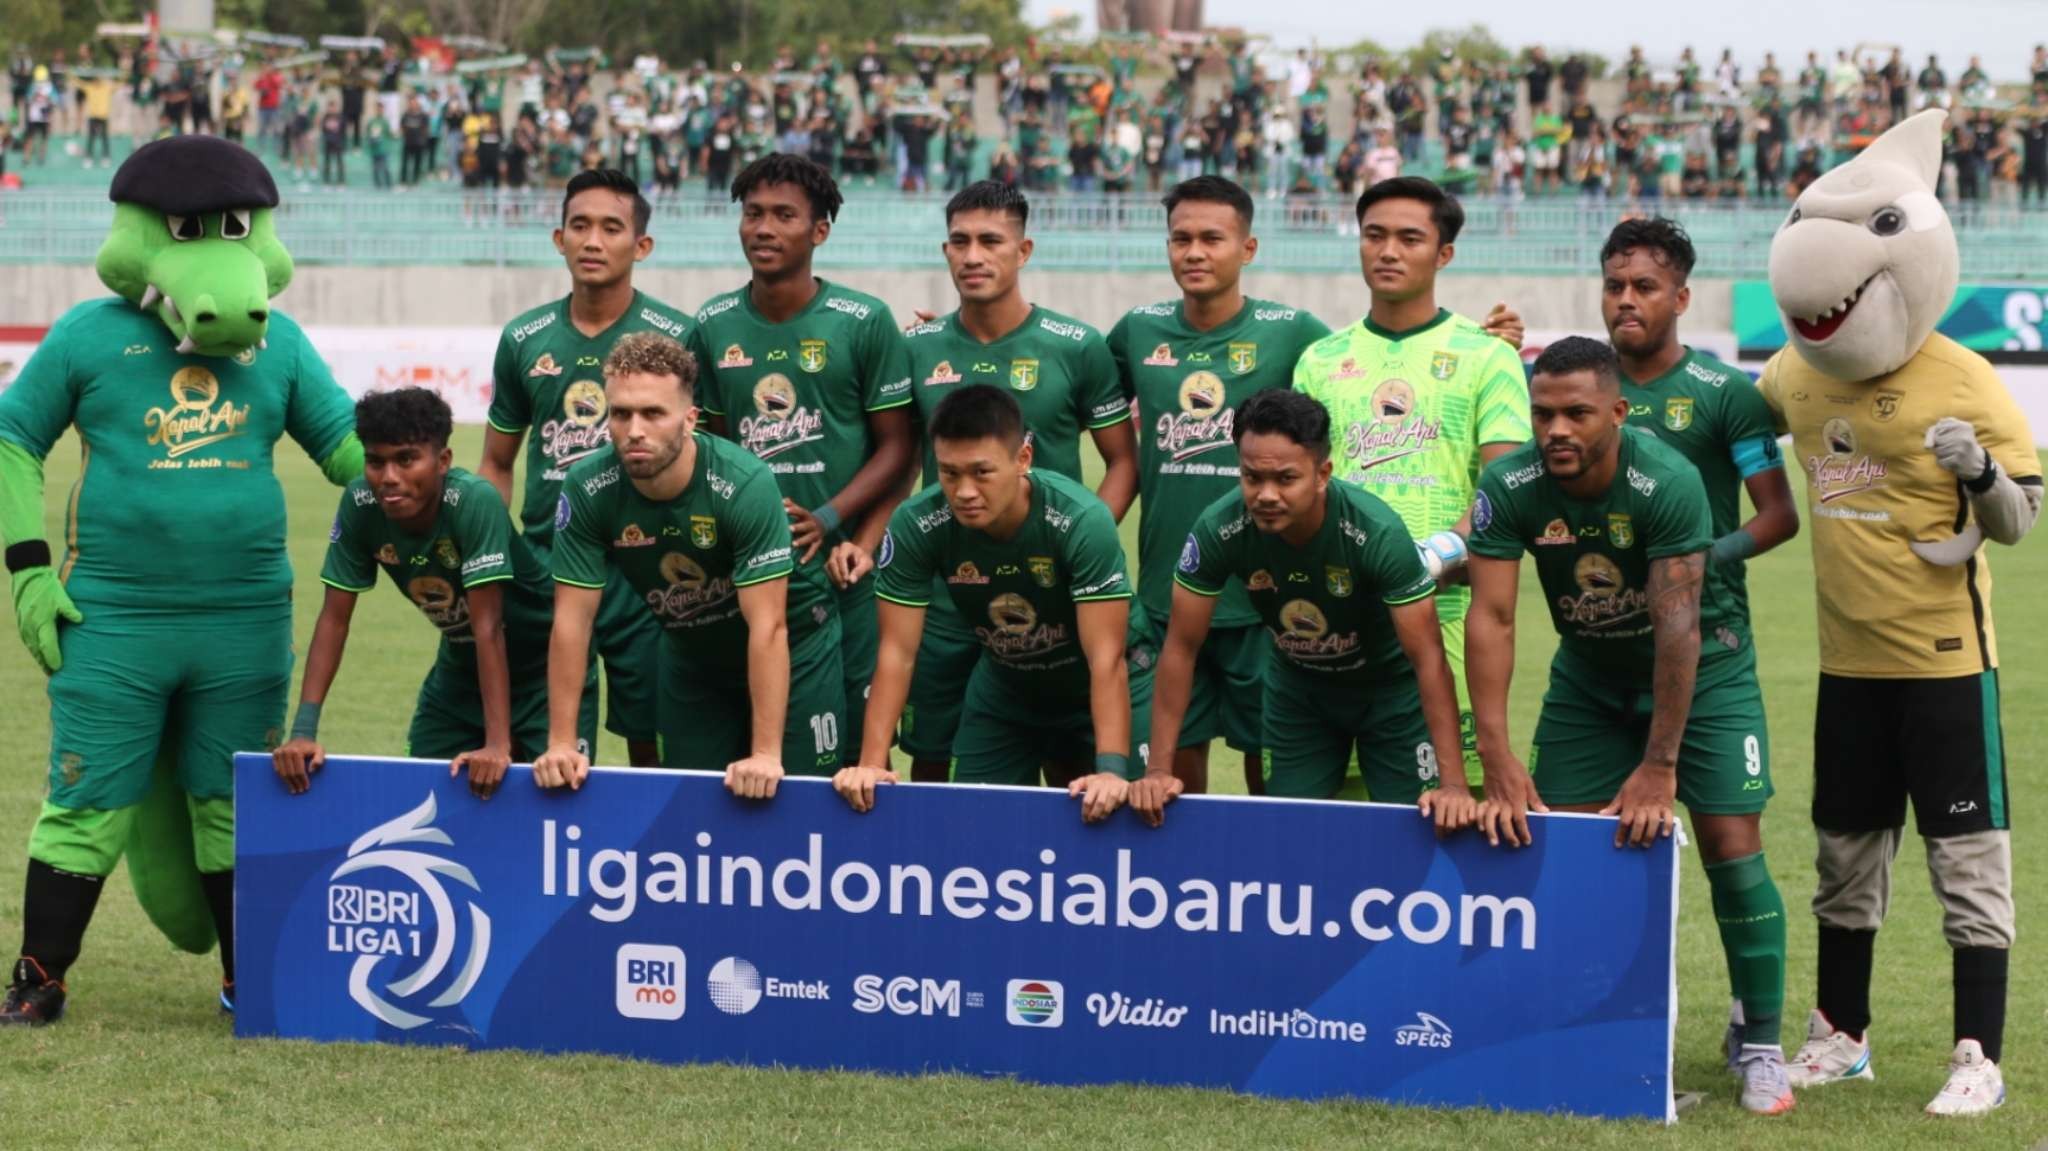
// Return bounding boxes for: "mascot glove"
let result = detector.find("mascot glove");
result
[1926,418,1991,481]
[10,567,82,675]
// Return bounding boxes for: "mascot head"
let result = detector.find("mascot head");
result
[1767,108,1957,382]
[95,136,293,358]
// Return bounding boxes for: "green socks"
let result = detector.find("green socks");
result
[1706,851,1787,1047]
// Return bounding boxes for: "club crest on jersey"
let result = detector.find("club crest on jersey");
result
[720,345,753,368]
[1664,397,1694,432]
[690,516,718,549]
[433,539,461,569]
[1144,343,1178,367]
[233,346,258,367]
[1607,513,1635,550]
[1326,566,1353,597]
[1428,351,1458,381]
[1872,390,1902,422]
[1028,556,1057,588]
[799,339,828,373]
[925,361,962,386]
[530,354,564,378]
[1009,359,1039,391]
[1536,518,1575,547]
[1228,342,1257,375]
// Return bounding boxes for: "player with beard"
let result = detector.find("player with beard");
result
[536,333,838,793]
[1602,216,1802,1080]
[688,154,917,769]
[897,180,1138,782]
[480,168,690,768]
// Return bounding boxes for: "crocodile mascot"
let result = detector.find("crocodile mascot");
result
[1758,109,2039,1115]
[0,135,363,1024]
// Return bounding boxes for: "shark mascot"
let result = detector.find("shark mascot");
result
[0,136,363,1024]
[1759,109,2040,1115]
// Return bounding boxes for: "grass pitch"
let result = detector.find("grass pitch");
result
[1,426,2043,1149]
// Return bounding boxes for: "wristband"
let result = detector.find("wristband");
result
[810,503,843,536]
[1965,457,2001,494]
[1708,528,1759,568]
[290,700,323,742]
[1094,752,1129,778]
[4,540,51,573]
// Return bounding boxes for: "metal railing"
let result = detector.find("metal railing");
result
[5,189,2047,278]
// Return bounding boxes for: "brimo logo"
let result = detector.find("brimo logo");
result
[617,943,687,1020]
[328,793,491,1030]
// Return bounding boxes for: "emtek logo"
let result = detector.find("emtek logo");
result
[1394,1012,1454,1048]
[1005,980,1063,1027]
[616,943,686,1020]
[852,975,984,1017]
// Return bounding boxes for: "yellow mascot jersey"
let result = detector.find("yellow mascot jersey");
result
[1759,333,2040,678]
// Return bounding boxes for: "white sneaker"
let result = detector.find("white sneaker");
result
[1737,1045,1797,1115]
[1926,1039,2005,1116]
[1786,1009,1874,1088]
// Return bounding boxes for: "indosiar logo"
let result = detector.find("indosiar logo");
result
[616,943,687,1020]
[1005,979,1064,1027]
[327,793,491,1031]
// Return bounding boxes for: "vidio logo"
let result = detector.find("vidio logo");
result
[327,793,492,1030]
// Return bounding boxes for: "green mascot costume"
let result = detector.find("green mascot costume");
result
[0,135,363,1024]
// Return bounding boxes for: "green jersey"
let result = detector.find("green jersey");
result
[1621,347,1783,628]
[552,433,833,672]
[688,280,913,513]
[1175,484,1435,684]
[320,467,554,682]
[486,290,695,547]
[1108,297,1330,628]
[1468,427,1728,679]
[876,469,1143,697]
[1292,309,1530,621]
[905,306,1128,485]
[0,298,356,610]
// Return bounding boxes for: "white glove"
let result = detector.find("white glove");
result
[1416,530,1468,580]
[1926,418,1991,481]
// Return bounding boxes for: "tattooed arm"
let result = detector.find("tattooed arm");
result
[1601,549,1703,847]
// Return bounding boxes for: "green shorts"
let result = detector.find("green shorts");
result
[405,657,598,762]
[836,575,879,763]
[596,567,663,743]
[1439,612,1482,788]
[1261,663,1440,802]
[657,621,845,776]
[45,601,293,810]
[899,600,981,763]
[1180,622,1267,752]
[952,655,1155,786]
[1530,644,1773,814]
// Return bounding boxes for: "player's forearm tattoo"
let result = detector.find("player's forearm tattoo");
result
[1643,552,1704,769]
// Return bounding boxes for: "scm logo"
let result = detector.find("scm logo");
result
[616,943,687,1020]
[851,975,984,1017]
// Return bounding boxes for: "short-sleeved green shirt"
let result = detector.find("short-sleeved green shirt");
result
[552,433,833,673]
[1108,298,1330,628]
[876,469,1143,698]
[687,280,913,512]
[1621,347,1782,629]
[0,298,356,609]
[1292,309,1530,622]
[1175,484,1435,684]
[1467,427,1726,678]
[320,467,555,682]
[485,290,695,547]
[904,306,1128,486]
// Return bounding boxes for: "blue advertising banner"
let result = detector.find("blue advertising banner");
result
[234,755,1679,1122]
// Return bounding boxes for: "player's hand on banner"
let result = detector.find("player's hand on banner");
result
[452,744,512,799]
[1070,772,1131,823]
[1481,301,1525,351]
[725,754,785,800]
[833,764,898,812]
[1925,418,1990,479]
[1129,770,1186,828]
[273,737,326,795]
[1479,754,1547,848]
[825,540,873,588]
[785,499,827,563]
[532,741,590,790]
[1599,763,1679,848]
[9,567,82,676]
[1417,785,1479,837]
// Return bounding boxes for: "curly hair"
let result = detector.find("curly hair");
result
[603,331,699,398]
[730,152,844,223]
[355,387,452,449]
[1599,216,1697,281]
